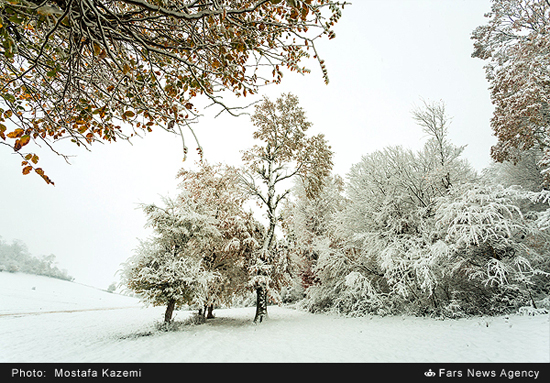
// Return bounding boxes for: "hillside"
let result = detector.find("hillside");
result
[0,272,138,315]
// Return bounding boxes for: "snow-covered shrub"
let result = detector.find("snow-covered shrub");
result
[435,184,550,314]
[297,102,550,318]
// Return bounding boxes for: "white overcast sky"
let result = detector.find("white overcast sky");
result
[0,0,495,289]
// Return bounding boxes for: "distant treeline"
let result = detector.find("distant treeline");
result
[0,237,73,281]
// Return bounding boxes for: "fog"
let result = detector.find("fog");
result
[0,1,495,290]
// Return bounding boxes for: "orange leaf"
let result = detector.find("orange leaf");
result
[7,128,24,138]
[22,165,32,175]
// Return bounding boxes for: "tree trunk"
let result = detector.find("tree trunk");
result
[164,299,176,324]
[254,285,268,323]
[207,304,215,319]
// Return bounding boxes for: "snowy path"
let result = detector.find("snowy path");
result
[0,306,141,317]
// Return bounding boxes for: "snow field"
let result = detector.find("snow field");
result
[0,272,139,315]
[0,272,548,363]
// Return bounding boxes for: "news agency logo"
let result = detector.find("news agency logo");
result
[424,369,436,378]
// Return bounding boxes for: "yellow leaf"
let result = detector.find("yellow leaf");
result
[7,128,24,138]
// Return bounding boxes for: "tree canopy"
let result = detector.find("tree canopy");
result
[471,0,550,187]
[0,0,345,183]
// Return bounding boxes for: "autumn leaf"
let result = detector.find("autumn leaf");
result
[34,168,55,185]
[7,128,24,139]
[19,135,31,147]
[22,165,33,175]
[0,1,344,185]
[93,43,101,56]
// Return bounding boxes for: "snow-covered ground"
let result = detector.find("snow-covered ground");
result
[0,272,548,363]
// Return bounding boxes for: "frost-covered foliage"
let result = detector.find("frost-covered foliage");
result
[0,237,73,281]
[119,195,220,322]
[482,148,545,193]
[481,148,548,216]
[281,175,347,298]
[175,162,264,313]
[434,184,550,314]
[240,93,333,322]
[121,238,212,311]
[472,0,550,186]
[297,102,550,318]
[120,162,263,322]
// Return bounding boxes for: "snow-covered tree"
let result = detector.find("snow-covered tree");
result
[300,102,529,317]
[483,148,545,191]
[472,0,550,186]
[241,93,333,322]
[121,161,264,323]
[121,237,212,324]
[412,100,476,193]
[303,152,550,316]
[435,183,550,313]
[120,196,219,323]
[175,162,263,318]
[482,147,548,215]
[0,237,73,280]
